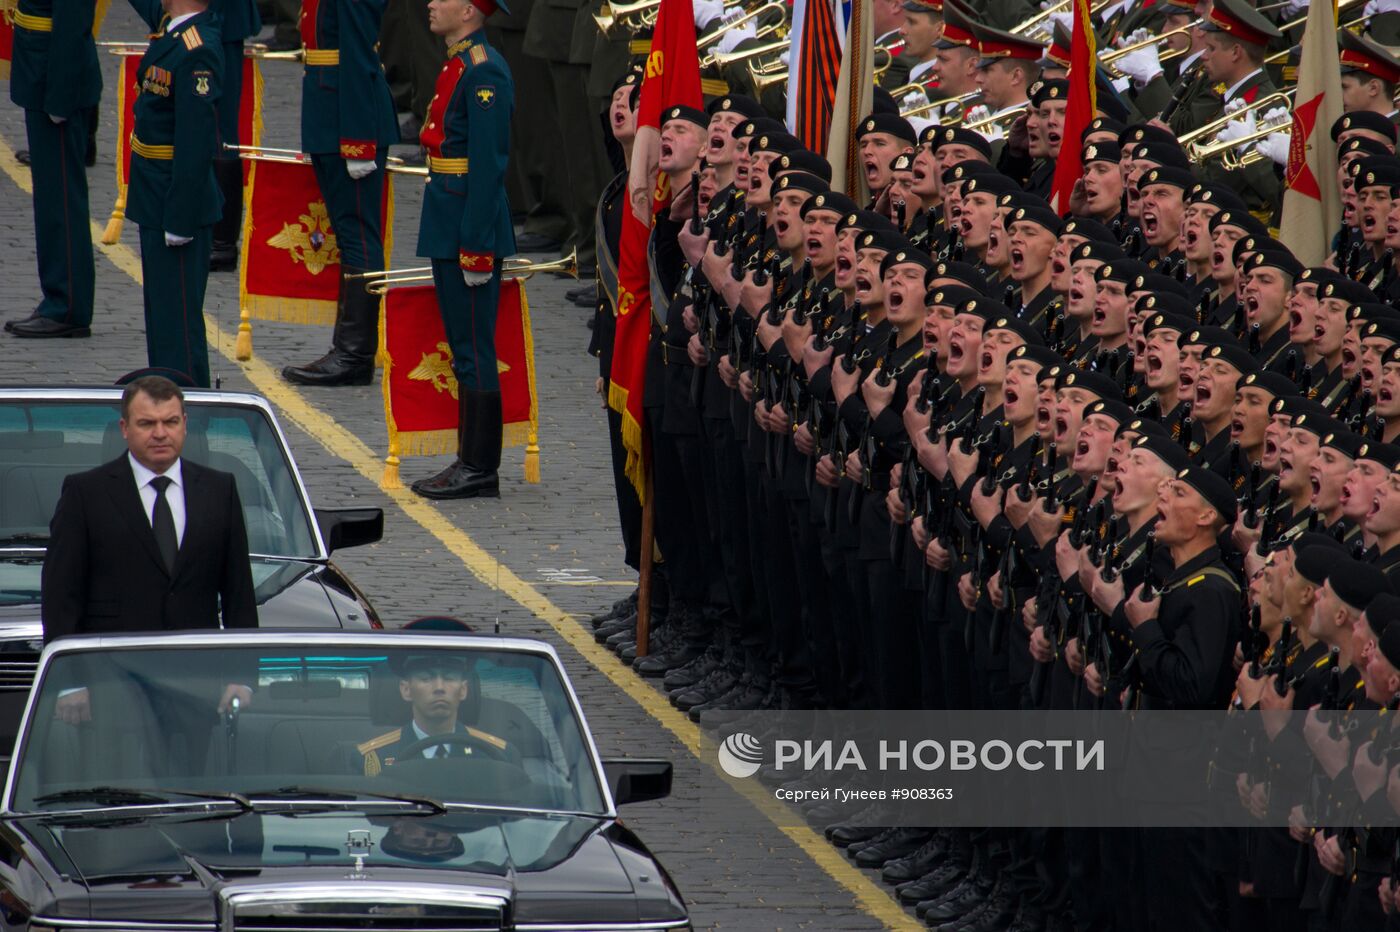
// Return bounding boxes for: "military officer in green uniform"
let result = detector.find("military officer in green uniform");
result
[281,0,400,386]
[411,0,516,500]
[6,0,101,339]
[1339,29,1400,127]
[207,0,261,272]
[123,0,223,385]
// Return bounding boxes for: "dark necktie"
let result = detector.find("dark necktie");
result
[150,475,177,572]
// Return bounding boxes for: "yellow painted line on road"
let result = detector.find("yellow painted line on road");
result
[0,139,919,931]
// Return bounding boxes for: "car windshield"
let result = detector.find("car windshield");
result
[0,399,318,597]
[10,644,606,816]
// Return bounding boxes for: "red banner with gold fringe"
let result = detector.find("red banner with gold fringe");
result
[0,7,12,81]
[378,279,540,488]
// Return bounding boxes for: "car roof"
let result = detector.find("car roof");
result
[39,628,562,659]
[0,386,273,411]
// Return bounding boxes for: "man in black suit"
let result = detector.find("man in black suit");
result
[42,374,258,729]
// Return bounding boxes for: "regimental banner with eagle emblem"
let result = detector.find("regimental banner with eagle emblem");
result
[379,280,540,487]
[237,155,392,325]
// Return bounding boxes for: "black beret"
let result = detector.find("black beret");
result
[1059,216,1117,243]
[1381,623,1400,669]
[1132,433,1191,472]
[857,229,908,255]
[1201,341,1259,375]
[1182,325,1238,348]
[1272,396,1330,421]
[929,260,990,292]
[1087,116,1126,140]
[1353,156,1400,190]
[838,208,899,234]
[1321,427,1365,459]
[1008,203,1062,237]
[1119,123,1179,150]
[1120,418,1170,441]
[1297,266,1347,291]
[1009,343,1063,371]
[1141,310,1196,336]
[1131,272,1190,299]
[1242,249,1304,280]
[773,171,828,198]
[775,149,834,181]
[1209,209,1269,238]
[1330,560,1392,612]
[1338,136,1393,160]
[1137,165,1196,193]
[956,296,1010,322]
[880,245,936,277]
[929,125,994,160]
[1237,370,1299,399]
[942,159,999,186]
[926,284,983,310]
[1366,592,1400,637]
[706,94,766,119]
[1175,465,1237,525]
[734,117,785,139]
[1082,141,1121,163]
[1083,398,1134,424]
[984,313,1045,346]
[1134,293,1194,318]
[750,131,801,155]
[1321,277,1378,305]
[1290,411,1345,440]
[1232,234,1286,265]
[1131,142,1192,171]
[801,190,859,219]
[856,112,918,145]
[1095,259,1150,285]
[889,151,916,173]
[1058,368,1124,402]
[1357,439,1400,469]
[1186,183,1246,213]
[1355,306,1400,332]
[661,104,709,129]
[1292,531,1349,560]
[1070,241,1126,264]
[1296,543,1351,586]
[1332,110,1399,143]
[1030,79,1070,106]
[961,173,1021,200]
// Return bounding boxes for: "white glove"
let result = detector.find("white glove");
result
[462,270,490,286]
[716,22,756,54]
[976,122,1007,144]
[1047,10,1073,32]
[164,232,193,247]
[903,90,930,112]
[1215,112,1257,145]
[693,0,722,27]
[908,115,935,137]
[1114,43,1162,85]
[779,48,790,67]
[346,159,376,180]
[1112,76,1132,94]
[1260,106,1290,129]
[48,113,67,125]
[1256,131,1292,166]
[963,104,991,125]
[1282,0,1307,15]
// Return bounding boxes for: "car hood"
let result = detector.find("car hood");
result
[7,809,685,927]
[0,558,353,629]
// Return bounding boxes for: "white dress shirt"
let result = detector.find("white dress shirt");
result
[1224,68,1263,104]
[130,453,186,547]
[166,11,198,30]
[411,720,461,758]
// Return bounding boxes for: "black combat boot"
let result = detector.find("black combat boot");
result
[412,390,503,499]
[209,159,243,272]
[282,267,378,386]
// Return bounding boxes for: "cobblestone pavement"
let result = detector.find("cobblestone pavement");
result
[0,13,920,929]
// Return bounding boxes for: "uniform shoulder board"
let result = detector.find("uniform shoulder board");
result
[357,728,402,754]
[181,25,202,49]
[466,726,508,750]
[469,44,488,66]
[1186,574,1207,587]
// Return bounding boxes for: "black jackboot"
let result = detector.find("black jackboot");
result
[282,266,377,386]
[210,159,243,272]
[412,389,503,499]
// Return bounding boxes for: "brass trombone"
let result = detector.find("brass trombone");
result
[696,1,786,51]
[353,249,580,294]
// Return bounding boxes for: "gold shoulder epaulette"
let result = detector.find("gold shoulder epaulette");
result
[357,728,402,754]
[467,726,508,751]
[469,45,487,66]
[181,26,202,50]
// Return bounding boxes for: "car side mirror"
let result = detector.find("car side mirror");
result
[601,758,672,805]
[315,507,384,554]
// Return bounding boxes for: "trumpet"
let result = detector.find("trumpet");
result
[901,89,982,122]
[1100,19,1199,66]
[1010,0,1115,41]
[964,101,1028,133]
[700,36,789,71]
[696,1,786,51]
[748,64,789,93]
[1265,8,1371,65]
[1184,95,1295,163]
[592,0,660,37]
[355,250,580,294]
[1178,91,1294,145]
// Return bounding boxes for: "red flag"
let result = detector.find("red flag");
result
[379,279,540,487]
[0,12,12,80]
[608,0,702,501]
[1048,0,1096,214]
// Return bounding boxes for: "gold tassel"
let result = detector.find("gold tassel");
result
[523,433,540,483]
[100,189,126,245]
[234,302,253,360]
[380,437,403,490]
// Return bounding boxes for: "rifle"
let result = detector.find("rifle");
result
[1248,323,1261,357]
[1139,531,1159,601]
[751,211,769,286]
[1243,603,1266,679]
[1018,435,1043,502]
[1243,462,1262,528]
[1258,481,1282,547]
[1265,617,1295,696]
[1321,646,1343,740]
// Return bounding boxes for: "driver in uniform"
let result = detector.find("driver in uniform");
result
[357,653,508,776]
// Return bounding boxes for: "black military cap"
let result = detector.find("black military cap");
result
[390,650,472,677]
[1357,439,1400,469]
[1209,209,1269,238]
[1296,543,1351,586]
[929,260,990,292]
[837,209,898,234]
[856,112,918,145]
[1353,302,1400,325]
[773,171,827,198]
[1322,428,1366,460]
[1385,344,1400,366]
[1137,165,1196,193]
[1354,156,1400,191]
[1242,249,1304,280]
[1059,216,1117,244]
[926,283,983,309]
[1120,418,1170,441]
[1290,411,1346,440]
[929,125,994,160]
[956,296,1011,322]
[1202,342,1258,375]
[1362,316,1400,345]
[1058,368,1124,402]
[1297,266,1347,290]
[1134,293,1193,318]
[1081,141,1121,164]
[880,246,936,277]
[1094,259,1150,285]
[800,190,858,219]
[1366,592,1400,637]
[1085,116,1126,141]
[1009,343,1063,371]
[961,173,1021,199]
[970,20,1044,67]
[984,314,1045,346]
[661,104,709,129]
[1321,277,1379,305]
[1119,123,1179,150]
[1271,396,1329,421]
[857,229,907,254]
[1338,136,1394,161]
[1008,203,1061,237]
[734,117,785,139]
[1132,272,1190,299]
[707,94,766,119]
[1132,433,1191,473]
[1186,183,1246,213]
[1141,310,1196,336]
[1332,110,1399,143]
[1182,325,1238,348]
[1231,234,1285,265]
[1083,398,1133,424]
[1331,560,1392,612]
[750,131,802,155]
[1237,370,1299,400]
[1070,241,1126,264]
[1380,621,1400,668]
[890,151,916,173]
[1130,141,1191,171]
[775,149,834,181]
[1029,79,1069,106]
[1175,465,1237,525]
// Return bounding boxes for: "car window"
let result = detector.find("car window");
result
[0,400,317,567]
[10,645,607,816]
